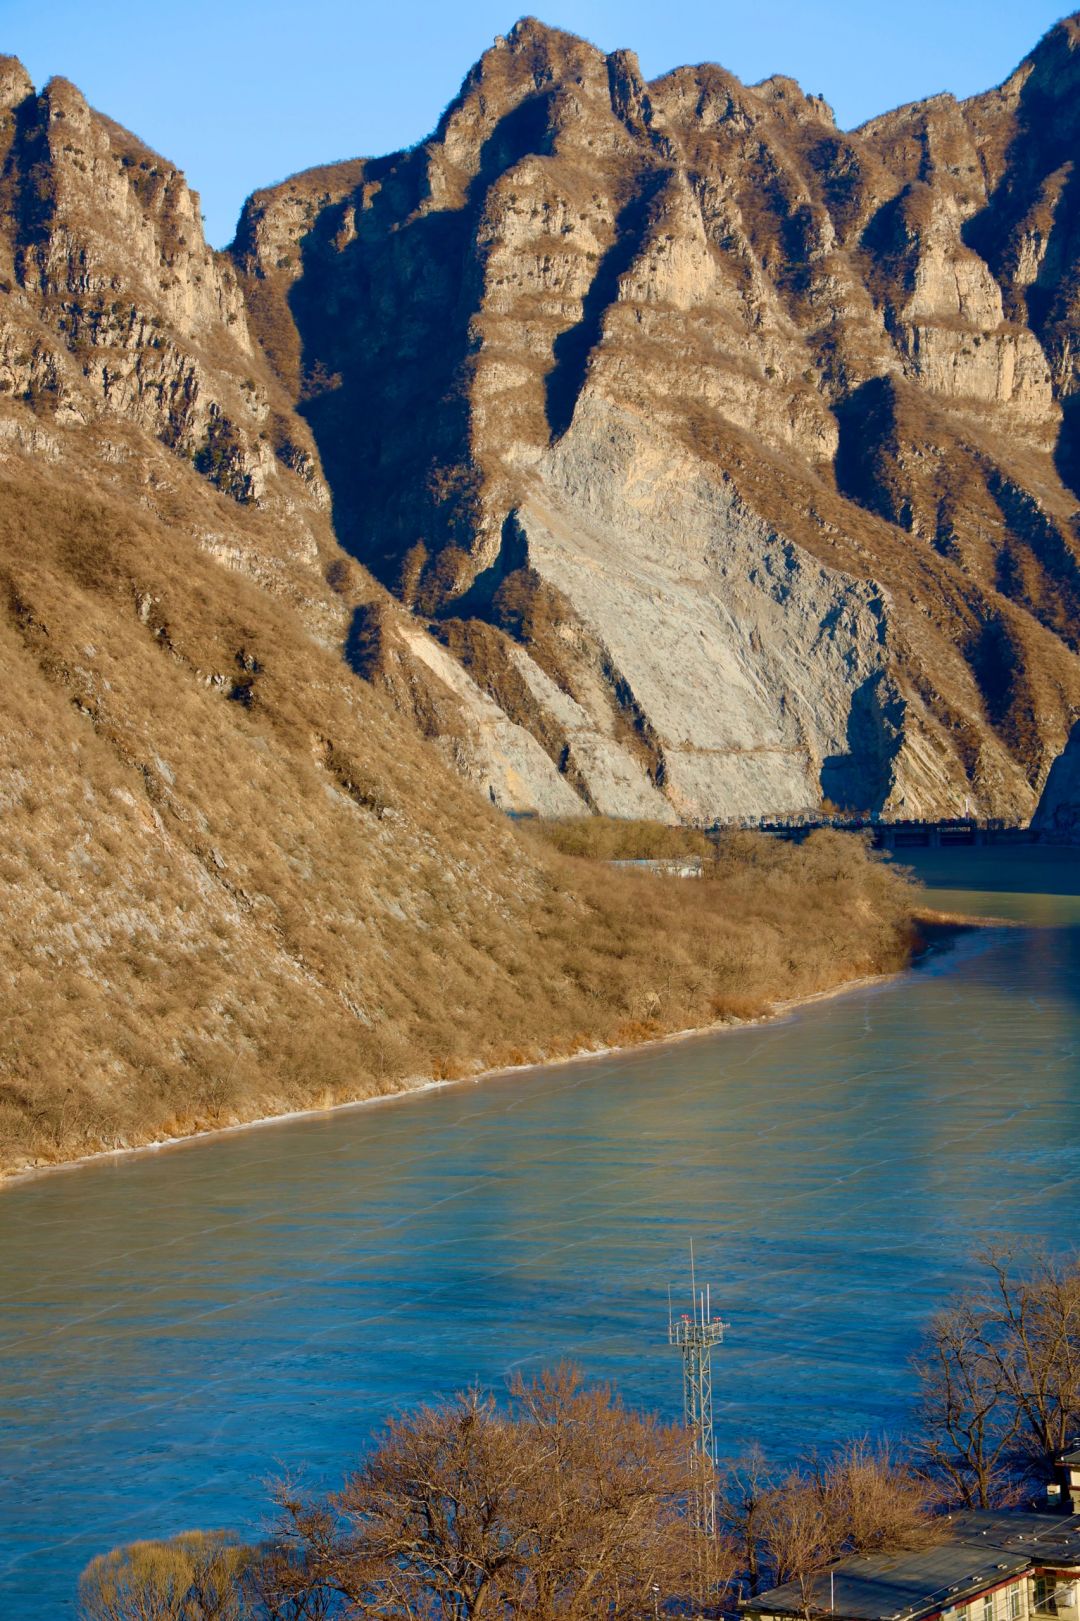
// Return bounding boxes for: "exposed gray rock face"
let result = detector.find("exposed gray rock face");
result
[1032,722,1080,838]
[519,396,900,819]
[372,611,586,816]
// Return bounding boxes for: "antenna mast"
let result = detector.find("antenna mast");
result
[667,1248,727,1539]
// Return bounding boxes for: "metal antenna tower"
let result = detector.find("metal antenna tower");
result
[667,1240,727,1537]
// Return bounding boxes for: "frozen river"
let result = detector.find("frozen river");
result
[3,847,1080,1617]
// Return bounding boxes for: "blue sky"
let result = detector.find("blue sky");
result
[1,0,1071,247]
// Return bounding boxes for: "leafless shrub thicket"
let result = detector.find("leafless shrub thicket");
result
[526,814,715,862]
[79,1530,252,1621]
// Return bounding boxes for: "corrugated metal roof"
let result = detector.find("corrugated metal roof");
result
[743,1511,1080,1621]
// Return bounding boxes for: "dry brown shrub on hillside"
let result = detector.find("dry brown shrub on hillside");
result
[526,814,713,862]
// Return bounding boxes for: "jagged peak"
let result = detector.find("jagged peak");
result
[1014,8,1080,98]
[752,72,806,98]
[234,157,367,219]
[503,15,598,54]
[34,73,183,181]
[958,12,1080,121]
[92,111,180,179]
[607,44,644,77]
[0,54,32,111]
[470,13,607,83]
[1028,10,1080,59]
[41,74,90,117]
[430,16,609,159]
[955,8,1080,163]
[229,157,367,264]
[648,60,744,104]
[606,46,655,131]
[750,73,836,125]
[855,89,961,142]
[35,78,192,199]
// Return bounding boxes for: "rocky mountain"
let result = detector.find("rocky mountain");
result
[231,14,1080,825]
[0,53,916,1174]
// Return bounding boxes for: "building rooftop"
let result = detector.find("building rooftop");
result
[743,1511,1080,1621]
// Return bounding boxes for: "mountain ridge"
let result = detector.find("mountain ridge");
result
[221,11,1080,827]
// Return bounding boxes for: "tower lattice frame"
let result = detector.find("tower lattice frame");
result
[668,1260,727,1539]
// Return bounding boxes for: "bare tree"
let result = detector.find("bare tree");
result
[821,1439,939,1554]
[250,1490,343,1621]
[913,1298,1022,1506]
[325,1385,528,1620]
[758,1471,835,1617]
[507,1366,707,1621]
[983,1251,1080,1473]
[717,1446,772,1599]
[78,1531,252,1621]
[261,1366,731,1621]
[912,1251,1080,1504]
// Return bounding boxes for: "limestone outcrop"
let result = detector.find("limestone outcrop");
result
[0,61,328,551]
[3,21,1080,826]
[233,15,1080,823]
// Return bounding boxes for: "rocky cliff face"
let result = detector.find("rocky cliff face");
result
[3,22,1080,827]
[0,59,344,591]
[232,15,1080,823]
[1033,720,1080,835]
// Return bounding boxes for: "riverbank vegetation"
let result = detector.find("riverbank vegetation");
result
[78,1374,928,1621]
[76,1251,1080,1621]
[523,814,715,862]
[1,806,914,1180]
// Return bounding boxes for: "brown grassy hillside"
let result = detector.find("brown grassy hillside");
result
[0,452,915,1178]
